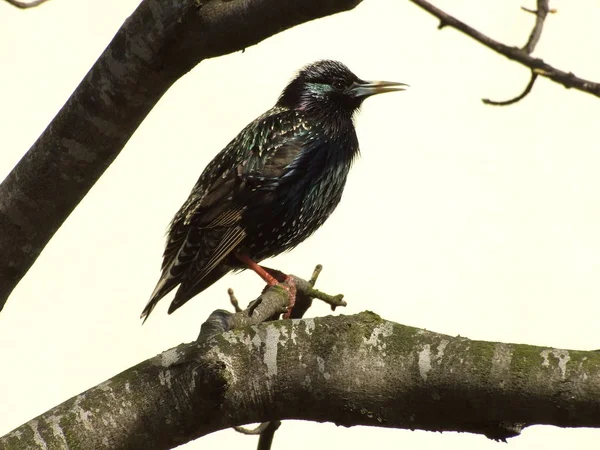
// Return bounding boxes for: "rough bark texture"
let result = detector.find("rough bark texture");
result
[3,312,600,449]
[0,0,362,311]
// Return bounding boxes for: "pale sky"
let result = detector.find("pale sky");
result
[1,0,600,448]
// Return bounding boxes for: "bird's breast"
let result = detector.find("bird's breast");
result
[242,136,357,260]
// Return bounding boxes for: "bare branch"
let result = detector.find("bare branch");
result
[198,266,344,340]
[234,423,271,435]
[3,312,600,449]
[228,288,242,312]
[0,0,363,313]
[480,1,549,106]
[233,419,282,449]
[410,0,600,98]
[522,0,551,54]
[257,421,281,450]
[482,71,538,105]
[4,0,51,8]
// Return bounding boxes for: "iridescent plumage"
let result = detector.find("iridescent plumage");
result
[141,60,407,321]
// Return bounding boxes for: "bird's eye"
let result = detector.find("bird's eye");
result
[332,79,346,91]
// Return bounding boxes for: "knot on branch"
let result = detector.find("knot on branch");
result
[483,421,525,442]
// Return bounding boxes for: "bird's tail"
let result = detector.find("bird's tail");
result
[140,275,178,324]
[140,262,233,323]
[166,264,230,315]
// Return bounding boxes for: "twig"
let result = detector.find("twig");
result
[479,0,550,105]
[257,421,281,450]
[522,0,550,54]
[234,423,271,435]
[234,421,282,450]
[4,0,51,8]
[292,276,346,311]
[308,264,323,286]
[197,265,345,336]
[482,71,538,106]
[522,5,557,15]
[409,0,600,99]
[228,288,242,312]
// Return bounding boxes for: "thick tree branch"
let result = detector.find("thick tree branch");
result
[0,0,362,312]
[410,0,600,99]
[3,311,600,449]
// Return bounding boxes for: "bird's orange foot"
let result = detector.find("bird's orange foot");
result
[282,276,297,319]
[234,254,296,317]
[235,253,279,285]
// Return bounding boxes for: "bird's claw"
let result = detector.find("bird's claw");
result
[281,276,297,319]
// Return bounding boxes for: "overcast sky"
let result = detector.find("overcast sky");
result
[1,0,600,448]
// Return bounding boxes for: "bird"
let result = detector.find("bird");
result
[141,60,407,322]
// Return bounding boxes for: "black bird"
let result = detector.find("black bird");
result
[141,60,407,321]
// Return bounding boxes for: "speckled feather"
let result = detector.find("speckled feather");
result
[141,60,389,320]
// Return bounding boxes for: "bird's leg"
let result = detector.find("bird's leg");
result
[235,254,296,318]
[235,253,278,286]
[257,265,297,318]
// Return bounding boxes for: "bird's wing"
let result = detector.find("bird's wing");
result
[141,110,312,321]
[167,134,311,297]
[141,164,247,321]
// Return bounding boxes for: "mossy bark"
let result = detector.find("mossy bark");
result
[3,312,600,449]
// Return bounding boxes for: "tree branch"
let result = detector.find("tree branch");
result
[522,0,551,54]
[481,0,550,105]
[482,71,538,106]
[4,0,51,8]
[410,0,600,99]
[257,421,281,450]
[199,266,340,449]
[0,0,362,313]
[3,310,600,449]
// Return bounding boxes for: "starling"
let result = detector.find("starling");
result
[141,60,407,321]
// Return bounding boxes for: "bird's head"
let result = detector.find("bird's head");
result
[277,60,407,114]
